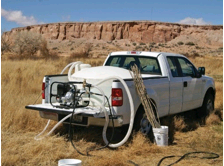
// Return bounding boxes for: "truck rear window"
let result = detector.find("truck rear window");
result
[105,55,161,75]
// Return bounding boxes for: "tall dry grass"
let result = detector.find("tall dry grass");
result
[1,56,223,166]
[1,58,105,132]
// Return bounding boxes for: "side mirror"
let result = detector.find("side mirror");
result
[198,67,205,75]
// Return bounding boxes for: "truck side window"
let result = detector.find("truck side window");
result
[177,58,196,77]
[167,57,179,77]
[138,57,161,75]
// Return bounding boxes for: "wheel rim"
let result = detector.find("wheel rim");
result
[140,116,152,135]
[206,99,213,114]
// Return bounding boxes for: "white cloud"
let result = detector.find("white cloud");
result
[62,15,70,22]
[178,17,211,25]
[1,8,41,26]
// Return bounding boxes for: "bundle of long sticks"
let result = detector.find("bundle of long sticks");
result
[130,64,160,128]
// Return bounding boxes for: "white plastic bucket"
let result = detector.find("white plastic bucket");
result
[152,126,168,146]
[58,159,82,166]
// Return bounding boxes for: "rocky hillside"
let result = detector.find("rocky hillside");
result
[2,21,223,58]
[3,21,223,43]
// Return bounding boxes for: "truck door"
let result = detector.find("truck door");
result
[176,57,203,111]
[166,57,183,114]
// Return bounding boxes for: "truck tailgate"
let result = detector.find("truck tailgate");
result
[25,104,104,117]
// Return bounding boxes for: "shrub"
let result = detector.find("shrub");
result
[177,41,184,45]
[158,43,164,47]
[13,31,44,58]
[52,47,58,50]
[132,43,137,46]
[151,42,156,45]
[185,42,195,46]
[39,40,59,60]
[70,51,88,59]
[139,42,146,45]
[181,52,189,57]
[135,46,142,50]
[191,52,200,58]
[149,42,156,47]
[1,34,12,54]
[69,43,92,59]
[143,46,148,50]
[44,51,59,60]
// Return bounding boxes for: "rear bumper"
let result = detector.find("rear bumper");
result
[25,104,123,127]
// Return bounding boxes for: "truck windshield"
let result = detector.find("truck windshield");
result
[105,55,162,75]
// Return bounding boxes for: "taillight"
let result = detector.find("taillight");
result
[42,82,45,99]
[112,88,123,106]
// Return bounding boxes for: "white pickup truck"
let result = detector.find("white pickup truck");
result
[26,51,215,142]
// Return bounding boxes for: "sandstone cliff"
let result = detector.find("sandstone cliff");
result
[3,21,223,44]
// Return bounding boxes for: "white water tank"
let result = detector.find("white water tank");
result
[75,64,91,72]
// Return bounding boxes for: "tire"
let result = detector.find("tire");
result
[198,93,214,118]
[133,107,152,136]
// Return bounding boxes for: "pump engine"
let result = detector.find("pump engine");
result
[50,82,83,109]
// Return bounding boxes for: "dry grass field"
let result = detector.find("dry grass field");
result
[1,55,223,166]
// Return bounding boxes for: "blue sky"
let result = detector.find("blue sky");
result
[1,0,223,31]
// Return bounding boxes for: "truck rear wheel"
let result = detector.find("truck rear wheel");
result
[140,114,152,135]
[133,105,154,136]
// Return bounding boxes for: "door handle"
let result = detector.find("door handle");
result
[183,81,187,87]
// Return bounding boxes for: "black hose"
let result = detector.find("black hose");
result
[69,92,88,156]
[69,92,115,156]
[128,151,219,166]
[86,95,115,154]
[157,151,219,166]
[128,160,139,166]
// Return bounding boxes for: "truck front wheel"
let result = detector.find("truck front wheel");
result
[198,93,214,118]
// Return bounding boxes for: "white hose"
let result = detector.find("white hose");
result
[92,76,134,148]
[61,61,83,74]
[34,119,51,140]
[68,61,83,81]
[35,113,73,140]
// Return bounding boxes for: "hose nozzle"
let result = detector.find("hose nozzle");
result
[83,79,87,88]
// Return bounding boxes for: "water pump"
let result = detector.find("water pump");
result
[50,82,82,109]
